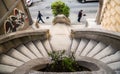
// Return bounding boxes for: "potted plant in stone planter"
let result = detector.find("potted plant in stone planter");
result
[39,50,91,72]
[25,49,113,74]
[51,0,71,25]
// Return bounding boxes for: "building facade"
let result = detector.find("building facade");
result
[0,0,33,35]
[96,0,120,32]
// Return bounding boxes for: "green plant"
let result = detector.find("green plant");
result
[47,50,79,72]
[51,0,70,17]
[40,50,91,72]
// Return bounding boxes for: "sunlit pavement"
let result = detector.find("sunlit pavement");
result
[28,0,101,30]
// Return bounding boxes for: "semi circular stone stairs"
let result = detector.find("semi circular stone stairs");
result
[0,25,120,74]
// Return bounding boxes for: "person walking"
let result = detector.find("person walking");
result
[37,11,45,23]
[78,10,83,22]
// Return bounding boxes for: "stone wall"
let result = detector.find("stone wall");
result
[0,0,33,35]
[100,0,120,32]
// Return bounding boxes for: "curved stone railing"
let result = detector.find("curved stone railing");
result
[71,28,120,50]
[0,29,49,54]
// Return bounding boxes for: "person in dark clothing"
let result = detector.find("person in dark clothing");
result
[78,10,83,22]
[37,11,45,23]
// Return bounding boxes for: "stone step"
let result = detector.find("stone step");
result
[34,40,48,57]
[100,51,120,64]
[108,62,120,71]
[93,46,116,60]
[17,45,37,59]
[0,54,24,67]
[115,71,120,74]
[0,64,16,73]
[25,42,43,58]
[42,39,52,52]
[87,42,106,57]
[7,48,30,62]
[70,38,80,52]
[75,38,89,57]
[81,40,98,56]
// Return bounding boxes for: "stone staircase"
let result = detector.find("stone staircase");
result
[0,25,120,74]
[72,38,119,70]
[0,40,50,73]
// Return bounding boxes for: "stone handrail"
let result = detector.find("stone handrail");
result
[0,29,49,54]
[71,28,120,50]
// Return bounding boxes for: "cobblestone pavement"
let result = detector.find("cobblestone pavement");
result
[29,0,98,25]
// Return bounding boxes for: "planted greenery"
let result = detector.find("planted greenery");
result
[40,50,91,72]
[51,0,70,17]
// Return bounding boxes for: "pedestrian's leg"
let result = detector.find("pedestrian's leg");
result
[40,18,45,23]
[78,17,80,22]
[79,17,82,22]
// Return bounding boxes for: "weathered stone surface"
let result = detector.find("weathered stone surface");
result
[7,48,30,62]
[52,14,71,25]
[25,42,43,58]
[28,56,115,74]
[100,0,120,32]
[0,28,120,74]
[70,39,80,52]
[94,45,116,60]
[0,64,16,73]
[33,40,49,57]
[12,58,50,74]
[0,30,49,54]
[75,38,89,57]
[100,50,120,64]
[17,44,37,59]
[81,40,97,56]
[0,54,24,67]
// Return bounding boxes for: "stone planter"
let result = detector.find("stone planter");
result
[12,57,115,74]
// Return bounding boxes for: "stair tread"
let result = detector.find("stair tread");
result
[34,40,48,57]
[71,39,80,52]
[108,62,120,71]
[7,48,30,62]
[43,39,52,52]
[94,45,115,60]
[0,54,24,67]
[101,51,120,64]
[81,40,97,56]
[25,42,43,58]
[87,42,106,57]
[17,44,37,59]
[75,38,89,57]
[0,64,16,73]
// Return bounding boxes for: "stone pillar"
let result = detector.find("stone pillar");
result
[95,0,103,25]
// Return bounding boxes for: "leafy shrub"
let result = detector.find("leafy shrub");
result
[39,50,91,72]
[51,0,70,17]
[48,50,78,72]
